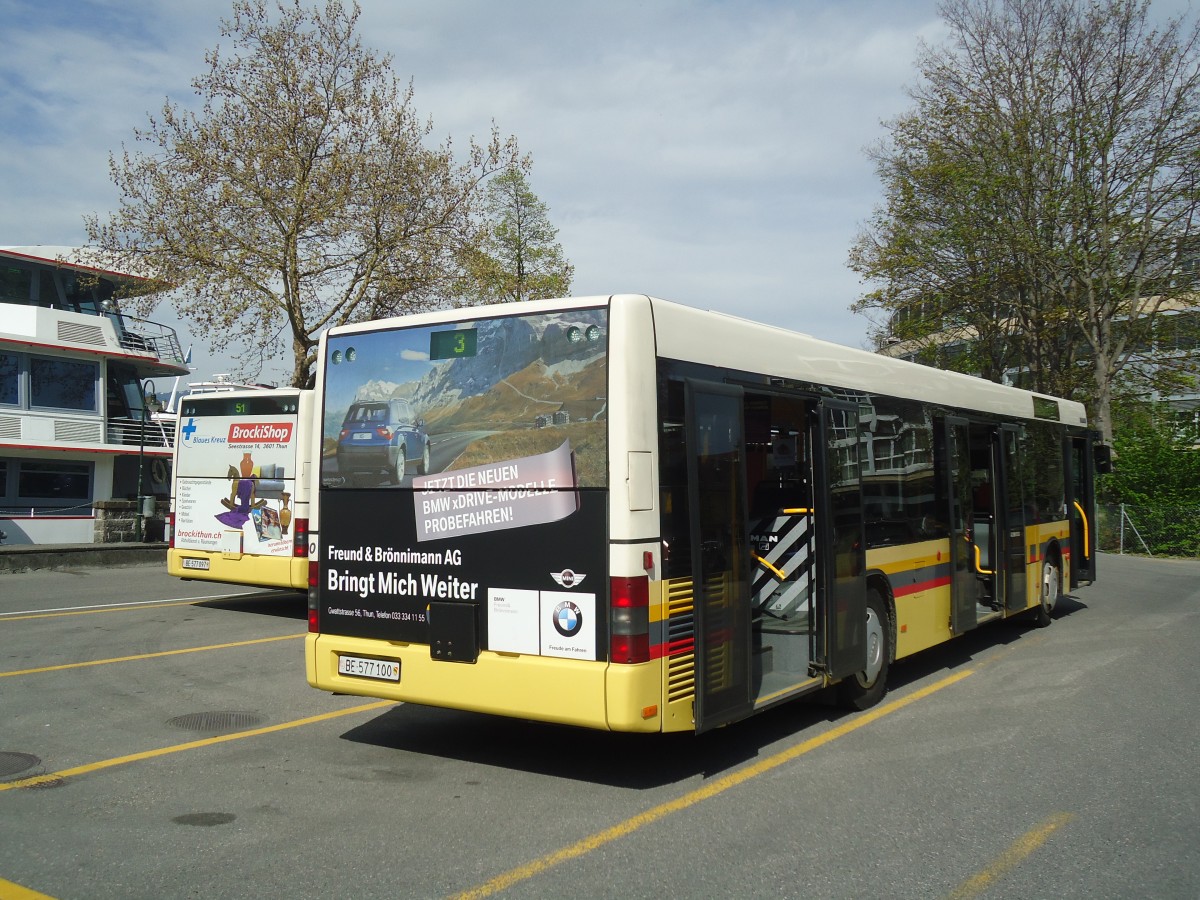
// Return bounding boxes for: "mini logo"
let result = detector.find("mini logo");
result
[552,600,583,637]
[550,569,587,589]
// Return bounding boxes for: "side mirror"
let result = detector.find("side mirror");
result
[1093,443,1114,475]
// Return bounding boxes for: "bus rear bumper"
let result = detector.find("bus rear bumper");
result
[306,633,663,732]
[167,549,308,590]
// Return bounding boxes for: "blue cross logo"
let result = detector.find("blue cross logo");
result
[181,417,198,443]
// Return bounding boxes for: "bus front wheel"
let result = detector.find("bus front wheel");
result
[837,589,890,711]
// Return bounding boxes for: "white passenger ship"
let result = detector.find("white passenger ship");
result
[0,246,190,545]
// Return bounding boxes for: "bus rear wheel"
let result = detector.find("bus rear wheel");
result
[837,589,890,711]
[1032,554,1060,628]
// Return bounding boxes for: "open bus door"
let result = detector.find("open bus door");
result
[817,400,867,682]
[1069,432,1098,586]
[937,416,979,634]
[685,380,754,732]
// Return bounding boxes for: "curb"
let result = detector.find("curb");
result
[0,544,168,574]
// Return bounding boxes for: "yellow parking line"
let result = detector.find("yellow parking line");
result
[0,700,395,793]
[947,812,1075,899]
[0,591,282,621]
[0,876,57,899]
[0,633,304,677]
[451,669,975,900]
[0,601,201,621]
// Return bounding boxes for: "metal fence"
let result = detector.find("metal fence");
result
[1097,503,1200,557]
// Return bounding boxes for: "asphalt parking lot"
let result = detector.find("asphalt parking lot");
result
[2,553,1199,899]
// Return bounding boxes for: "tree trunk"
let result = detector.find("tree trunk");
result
[1093,354,1114,445]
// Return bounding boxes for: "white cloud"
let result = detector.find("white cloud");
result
[0,0,985,379]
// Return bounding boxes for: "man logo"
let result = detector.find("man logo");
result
[552,600,583,638]
[550,569,587,589]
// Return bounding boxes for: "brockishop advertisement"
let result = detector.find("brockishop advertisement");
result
[174,414,298,556]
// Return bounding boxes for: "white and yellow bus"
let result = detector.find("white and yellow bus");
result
[305,294,1102,733]
[168,388,314,590]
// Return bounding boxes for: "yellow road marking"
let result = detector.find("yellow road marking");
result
[0,876,57,899]
[946,812,1075,899]
[0,633,304,677]
[451,669,975,900]
[0,601,201,622]
[0,700,394,793]
[0,591,281,622]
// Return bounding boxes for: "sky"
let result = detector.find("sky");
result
[0,0,1160,386]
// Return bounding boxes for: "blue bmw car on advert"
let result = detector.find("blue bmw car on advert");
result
[336,399,430,485]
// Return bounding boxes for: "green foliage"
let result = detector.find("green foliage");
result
[850,0,1200,443]
[1096,400,1200,555]
[85,0,522,387]
[459,167,573,305]
[1099,401,1200,509]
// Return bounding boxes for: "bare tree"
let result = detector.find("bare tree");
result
[86,0,522,387]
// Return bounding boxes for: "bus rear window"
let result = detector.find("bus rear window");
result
[322,308,608,489]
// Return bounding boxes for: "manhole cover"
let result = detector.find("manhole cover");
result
[166,711,264,733]
[0,751,40,779]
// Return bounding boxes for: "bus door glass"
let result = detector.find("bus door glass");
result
[965,425,1000,614]
[999,426,1028,612]
[1069,433,1097,585]
[937,416,977,633]
[685,380,753,732]
[817,400,866,680]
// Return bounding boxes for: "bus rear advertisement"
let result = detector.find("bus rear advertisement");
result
[168,388,314,590]
[314,307,608,660]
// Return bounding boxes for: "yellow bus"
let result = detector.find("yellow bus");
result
[168,388,314,590]
[305,295,1101,732]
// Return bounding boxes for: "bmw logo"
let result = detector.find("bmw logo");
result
[552,600,583,638]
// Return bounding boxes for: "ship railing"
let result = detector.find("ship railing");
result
[107,415,176,448]
[114,313,185,365]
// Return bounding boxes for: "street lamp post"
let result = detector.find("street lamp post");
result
[135,379,159,542]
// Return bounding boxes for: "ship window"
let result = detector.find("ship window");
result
[29,356,98,412]
[0,352,17,406]
[1,457,94,510]
[0,265,33,303]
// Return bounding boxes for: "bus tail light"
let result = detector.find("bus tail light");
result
[308,560,320,633]
[167,512,175,549]
[293,518,309,558]
[611,576,650,664]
